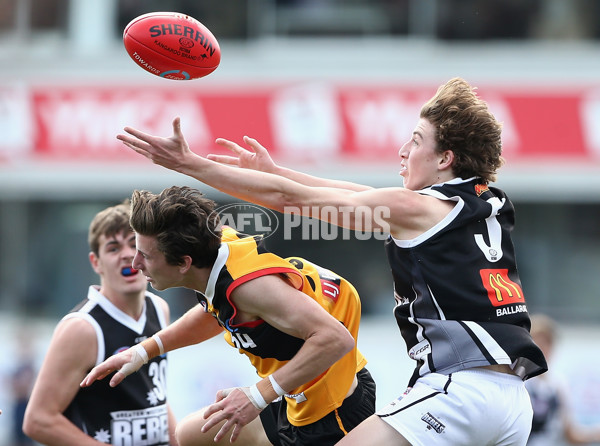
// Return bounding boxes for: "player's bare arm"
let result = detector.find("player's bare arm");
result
[157,303,223,352]
[81,304,222,388]
[236,274,354,393]
[212,136,373,192]
[118,118,370,208]
[211,134,456,237]
[200,274,355,442]
[118,117,329,210]
[23,317,106,445]
[119,118,454,237]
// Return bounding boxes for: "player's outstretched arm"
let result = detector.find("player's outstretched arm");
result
[118,117,407,234]
[213,136,373,192]
[118,117,326,211]
[119,117,369,198]
[81,304,223,388]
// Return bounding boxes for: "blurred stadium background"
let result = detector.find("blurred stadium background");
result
[1,1,600,445]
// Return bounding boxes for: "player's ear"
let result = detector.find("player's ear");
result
[89,251,101,274]
[439,150,454,169]
[179,255,193,274]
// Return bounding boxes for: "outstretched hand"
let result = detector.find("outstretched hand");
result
[201,387,263,443]
[211,136,278,173]
[80,345,147,388]
[117,116,195,172]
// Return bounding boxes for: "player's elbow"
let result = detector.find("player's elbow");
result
[272,192,299,213]
[340,326,356,356]
[275,189,318,214]
[23,403,62,442]
[22,409,46,442]
[327,323,356,361]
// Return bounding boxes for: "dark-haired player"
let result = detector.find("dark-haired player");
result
[82,186,375,446]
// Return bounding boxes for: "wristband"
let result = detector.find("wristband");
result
[224,386,270,410]
[247,384,268,410]
[268,374,286,397]
[152,334,165,355]
[240,386,267,410]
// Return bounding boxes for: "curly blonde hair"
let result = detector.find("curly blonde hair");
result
[420,77,504,183]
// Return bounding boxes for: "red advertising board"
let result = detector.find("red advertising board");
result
[1,82,599,166]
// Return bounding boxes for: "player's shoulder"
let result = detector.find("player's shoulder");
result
[52,313,99,351]
[233,272,298,300]
[37,314,99,372]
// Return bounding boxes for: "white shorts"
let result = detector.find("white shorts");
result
[376,369,533,446]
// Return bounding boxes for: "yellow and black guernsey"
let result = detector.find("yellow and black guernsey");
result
[196,226,367,427]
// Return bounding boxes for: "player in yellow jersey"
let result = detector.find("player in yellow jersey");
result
[81,186,375,446]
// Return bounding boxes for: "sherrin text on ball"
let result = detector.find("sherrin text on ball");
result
[123,12,221,81]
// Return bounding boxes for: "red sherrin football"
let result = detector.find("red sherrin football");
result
[123,12,221,81]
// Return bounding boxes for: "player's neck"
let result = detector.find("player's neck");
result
[100,286,146,320]
[181,265,212,294]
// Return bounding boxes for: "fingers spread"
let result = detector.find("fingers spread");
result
[244,136,268,155]
[117,134,146,151]
[215,138,243,154]
[120,139,141,151]
[212,419,233,443]
[123,126,153,144]
[202,401,222,421]
[118,138,157,162]
[230,423,243,443]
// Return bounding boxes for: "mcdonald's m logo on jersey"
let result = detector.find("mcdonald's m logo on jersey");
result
[480,269,524,306]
